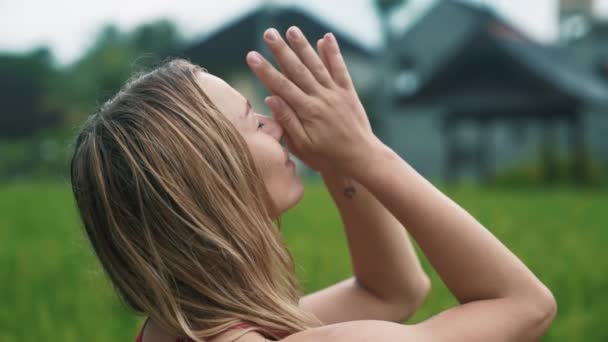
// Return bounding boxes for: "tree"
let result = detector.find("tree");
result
[60,19,185,124]
[0,47,61,139]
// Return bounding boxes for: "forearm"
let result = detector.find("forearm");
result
[320,170,429,305]
[350,144,552,304]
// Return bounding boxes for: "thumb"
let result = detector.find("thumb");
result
[265,96,308,145]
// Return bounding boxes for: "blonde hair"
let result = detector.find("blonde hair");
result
[69,59,320,340]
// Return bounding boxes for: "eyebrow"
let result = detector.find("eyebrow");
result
[242,99,252,118]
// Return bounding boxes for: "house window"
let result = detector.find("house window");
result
[394,70,420,97]
[601,57,608,80]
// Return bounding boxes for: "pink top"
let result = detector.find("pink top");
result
[135,318,291,342]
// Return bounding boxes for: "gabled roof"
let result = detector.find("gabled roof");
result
[394,0,608,113]
[182,5,377,75]
[392,0,485,87]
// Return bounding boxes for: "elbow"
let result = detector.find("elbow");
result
[534,286,558,333]
[393,274,432,322]
[521,285,558,339]
[413,274,432,310]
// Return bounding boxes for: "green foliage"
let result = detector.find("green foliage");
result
[60,19,184,124]
[0,48,63,139]
[492,157,608,187]
[0,20,184,137]
[1,181,606,341]
[0,19,185,180]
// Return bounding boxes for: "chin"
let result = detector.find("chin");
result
[289,178,305,207]
[274,178,305,217]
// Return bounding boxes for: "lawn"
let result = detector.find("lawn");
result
[0,181,606,341]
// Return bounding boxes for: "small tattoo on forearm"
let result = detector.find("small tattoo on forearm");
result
[343,178,357,198]
[344,186,356,198]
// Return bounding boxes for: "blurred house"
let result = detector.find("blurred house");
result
[182,4,378,112]
[379,0,608,182]
[181,0,607,183]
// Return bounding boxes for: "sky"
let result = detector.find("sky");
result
[1,0,606,66]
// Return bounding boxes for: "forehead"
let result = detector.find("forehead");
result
[197,72,246,123]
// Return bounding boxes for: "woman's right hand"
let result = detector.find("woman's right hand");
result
[246,26,382,173]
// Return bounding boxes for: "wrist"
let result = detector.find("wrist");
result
[348,139,398,183]
[344,137,391,172]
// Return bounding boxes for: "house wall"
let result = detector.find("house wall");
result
[585,107,608,164]
[381,106,608,181]
[382,107,444,180]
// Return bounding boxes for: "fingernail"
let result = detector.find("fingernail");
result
[265,96,275,107]
[264,28,278,42]
[247,51,262,65]
[287,26,302,40]
[265,96,280,109]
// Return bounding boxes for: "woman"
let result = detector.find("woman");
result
[70,26,556,342]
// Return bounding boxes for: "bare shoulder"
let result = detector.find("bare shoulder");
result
[142,319,419,342]
[281,320,421,342]
[143,320,270,342]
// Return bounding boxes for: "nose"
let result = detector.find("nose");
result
[265,115,284,142]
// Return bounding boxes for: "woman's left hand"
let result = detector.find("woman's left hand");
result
[246,27,379,173]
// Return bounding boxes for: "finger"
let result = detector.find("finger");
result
[265,95,309,146]
[285,26,333,88]
[283,134,299,159]
[246,51,309,109]
[316,37,332,79]
[323,33,353,89]
[263,28,320,94]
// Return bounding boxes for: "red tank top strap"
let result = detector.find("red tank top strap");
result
[134,318,148,342]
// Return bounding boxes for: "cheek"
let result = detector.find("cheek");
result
[247,138,302,211]
[246,134,282,167]
[249,142,282,179]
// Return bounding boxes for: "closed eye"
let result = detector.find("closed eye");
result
[254,114,266,130]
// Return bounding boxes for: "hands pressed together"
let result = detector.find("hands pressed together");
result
[246,26,382,173]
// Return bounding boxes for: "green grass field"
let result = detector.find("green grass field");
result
[1,181,606,341]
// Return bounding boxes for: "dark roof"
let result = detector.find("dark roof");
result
[590,20,608,36]
[394,0,608,113]
[181,5,377,74]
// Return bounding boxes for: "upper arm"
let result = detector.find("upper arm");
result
[299,277,426,325]
[411,297,556,341]
[287,298,555,342]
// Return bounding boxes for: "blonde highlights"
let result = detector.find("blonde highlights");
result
[69,59,320,340]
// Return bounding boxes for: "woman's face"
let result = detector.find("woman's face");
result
[198,72,304,218]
